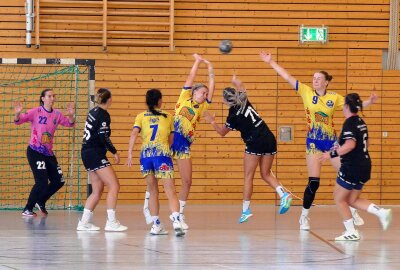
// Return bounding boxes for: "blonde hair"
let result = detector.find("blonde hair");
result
[223,87,248,113]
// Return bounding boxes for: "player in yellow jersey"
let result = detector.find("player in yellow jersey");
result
[168,53,215,230]
[260,51,378,231]
[127,89,184,237]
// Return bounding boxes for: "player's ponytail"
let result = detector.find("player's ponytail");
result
[345,93,363,114]
[95,88,111,104]
[223,87,248,113]
[146,88,167,118]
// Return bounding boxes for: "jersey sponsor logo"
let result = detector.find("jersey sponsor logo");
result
[159,163,171,171]
[179,106,195,121]
[102,122,106,127]
[41,132,52,144]
[315,111,328,125]
[193,104,199,109]
[326,100,334,108]
[150,117,159,124]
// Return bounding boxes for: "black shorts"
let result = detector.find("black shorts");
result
[336,165,371,190]
[245,132,277,156]
[81,148,111,172]
[27,146,64,183]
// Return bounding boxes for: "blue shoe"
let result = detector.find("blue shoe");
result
[238,208,253,223]
[279,192,293,214]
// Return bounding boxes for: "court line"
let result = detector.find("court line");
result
[309,230,346,255]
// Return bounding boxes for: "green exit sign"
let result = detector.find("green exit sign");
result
[300,26,328,43]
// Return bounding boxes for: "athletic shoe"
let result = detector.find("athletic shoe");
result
[77,220,100,231]
[335,230,360,241]
[299,215,310,231]
[143,207,152,225]
[180,214,189,230]
[35,203,48,216]
[279,192,293,214]
[149,224,168,235]
[105,220,128,232]
[170,215,185,237]
[352,209,365,226]
[22,209,37,217]
[378,208,393,231]
[238,208,253,223]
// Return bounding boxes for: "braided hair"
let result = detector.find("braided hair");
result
[146,88,167,118]
[223,87,248,113]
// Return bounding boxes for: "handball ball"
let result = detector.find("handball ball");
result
[219,40,232,54]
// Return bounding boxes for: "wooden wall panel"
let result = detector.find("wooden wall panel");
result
[0,0,397,205]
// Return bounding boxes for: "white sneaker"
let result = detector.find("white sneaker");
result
[180,214,189,230]
[378,208,392,231]
[105,220,128,232]
[299,215,310,231]
[143,207,152,225]
[335,230,360,241]
[352,209,365,226]
[170,215,185,237]
[77,220,100,231]
[149,224,168,235]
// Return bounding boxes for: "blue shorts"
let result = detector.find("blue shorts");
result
[336,165,371,190]
[306,137,336,154]
[140,155,174,179]
[171,132,191,159]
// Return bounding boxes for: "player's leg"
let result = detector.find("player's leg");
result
[176,157,192,229]
[239,153,259,223]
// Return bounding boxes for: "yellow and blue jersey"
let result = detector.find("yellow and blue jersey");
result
[173,86,210,143]
[296,81,345,153]
[134,110,174,158]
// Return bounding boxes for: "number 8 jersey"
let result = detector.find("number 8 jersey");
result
[134,110,174,158]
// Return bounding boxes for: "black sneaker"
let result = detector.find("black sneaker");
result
[35,203,48,216]
[22,209,37,217]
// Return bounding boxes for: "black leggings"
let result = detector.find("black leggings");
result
[25,146,65,210]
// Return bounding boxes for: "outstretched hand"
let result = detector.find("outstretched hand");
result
[66,102,75,116]
[369,93,378,104]
[193,53,203,62]
[260,51,272,64]
[203,110,216,124]
[13,101,23,114]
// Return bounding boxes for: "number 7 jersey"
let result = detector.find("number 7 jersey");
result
[134,110,174,158]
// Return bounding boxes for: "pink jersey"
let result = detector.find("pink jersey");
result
[15,106,75,156]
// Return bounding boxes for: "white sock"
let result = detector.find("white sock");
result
[81,208,92,223]
[144,191,150,208]
[367,203,381,216]
[152,216,160,225]
[179,200,186,214]
[301,208,310,217]
[350,206,357,215]
[276,186,285,198]
[171,212,180,221]
[242,200,251,212]
[343,218,356,233]
[107,209,116,222]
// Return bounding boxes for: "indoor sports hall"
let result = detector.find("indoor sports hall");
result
[0,0,399,269]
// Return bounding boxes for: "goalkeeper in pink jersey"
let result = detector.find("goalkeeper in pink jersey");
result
[14,88,75,217]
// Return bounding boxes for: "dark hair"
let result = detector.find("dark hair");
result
[39,88,52,106]
[223,87,248,113]
[345,93,363,114]
[192,83,208,94]
[318,71,333,82]
[146,88,167,118]
[96,88,111,104]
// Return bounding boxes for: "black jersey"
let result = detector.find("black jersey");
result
[81,107,117,154]
[338,115,370,167]
[225,100,273,144]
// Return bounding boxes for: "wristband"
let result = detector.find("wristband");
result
[330,150,339,158]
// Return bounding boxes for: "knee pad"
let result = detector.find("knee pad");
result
[307,177,320,195]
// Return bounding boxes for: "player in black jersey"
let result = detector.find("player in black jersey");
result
[204,76,292,223]
[321,93,392,241]
[77,88,127,232]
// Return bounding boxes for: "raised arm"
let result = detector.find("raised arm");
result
[362,93,378,108]
[231,75,245,92]
[203,111,230,136]
[203,58,215,101]
[13,101,23,123]
[260,51,297,89]
[184,53,203,87]
[127,127,140,167]
[65,102,76,124]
